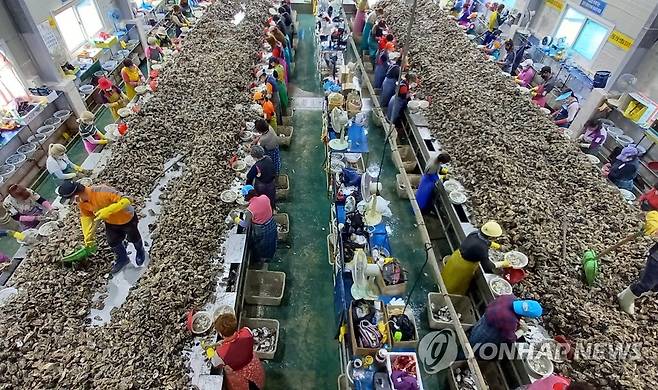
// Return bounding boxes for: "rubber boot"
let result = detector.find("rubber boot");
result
[111,243,130,274]
[133,240,146,266]
[617,286,638,315]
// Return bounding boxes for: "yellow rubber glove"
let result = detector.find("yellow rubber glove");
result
[94,198,131,222]
[233,216,241,224]
[205,347,215,359]
[440,167,449,175]
[338,324,347,343]
[80,215,97,246]
[98,139,108,145]
[9,230,25,241]
[493,259,511,268]
[490,241,501,250]
[73,164,84,173]
[644,211,658,236]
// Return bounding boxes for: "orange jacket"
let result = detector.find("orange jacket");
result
[262,100,275,120]
[78,185,134,225]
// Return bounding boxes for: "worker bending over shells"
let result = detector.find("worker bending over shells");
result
[245,145,276,208]
[3,184,52,230]
[415,153,451,214]
[98,77,129,121]
[618,211,658,315]
[231,185,277,265]
[77,111,109,154]
[441,221,505,295]
[56,180,146,274]
[46,144,86,182]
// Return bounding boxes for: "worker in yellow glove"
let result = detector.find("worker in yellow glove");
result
[46,144,86,182]
[77,111,109,154]
[416,152,451,214]
[56,180,146,274]
[441,221,504,295]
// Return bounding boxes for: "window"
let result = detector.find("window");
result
[54,0,105,53]
[0,55,26,107]
[554,7,610,61]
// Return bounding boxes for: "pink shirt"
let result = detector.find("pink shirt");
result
[517,67,536,87]
[248,195,273,224]
[528,374,570,390]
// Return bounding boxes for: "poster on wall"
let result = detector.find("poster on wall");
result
[608,30,635,51]
[36,17,68,64]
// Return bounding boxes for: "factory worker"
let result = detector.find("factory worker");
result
[77,111,109,154]
[497,39,515,74]
[618,213,658,315]
[481,39,503,61]
[639,183,658,211]
[269,27,292,65]
[98,77,128,121]
[231,185,277,264]
[3,184,52,230]
[265,35,288,77]
[353,0,368,35]
[120,58,145,101]
[46,144,84,182]
[369,20,386,66]
[146,36,164,62]
[56,180,146,274]
[278,6,294,41]
[577,119,607,153]
[253,91,277,130]
[318,15,333,42]
[171,5,190,36]
[379,52,402,109]
[361,8,383,53]
[552,91,580,128]
[608,144,640,191]
[416,153,451,214]
[245,145,276,208]
[387,73,417,126]
[258,69,282,125]
[468,295,542,352]
[272,14,289,40]
[514,59,535,87]
[374,42,395,89]
[482,28,501,47]
[152,27,172,47]
[210,312,266,389]
[268,56,287,87]
[488,4,506,32]
[254,119,281,176]
[531,66,555,108]
[441,221,504,295]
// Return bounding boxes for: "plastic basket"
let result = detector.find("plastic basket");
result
[244,270,286,306]
[427,292,477,330]
[397,145,417,172]
[239,317,280,359]
[276,174,289,199]
[396,173,421,198]
[273,213,289,242]
[275,126,293,147]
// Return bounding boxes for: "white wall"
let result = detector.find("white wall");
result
[530,0,658,76]
[0,2,40,86]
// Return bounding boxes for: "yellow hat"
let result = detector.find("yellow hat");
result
[481,221,502,238]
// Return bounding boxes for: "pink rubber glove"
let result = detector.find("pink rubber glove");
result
[18,215,39,223]
[42,201,53,210]
[0,254,9,263]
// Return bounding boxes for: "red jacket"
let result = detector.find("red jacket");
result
[640,189,658,211]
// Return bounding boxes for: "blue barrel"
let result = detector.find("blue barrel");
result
[593,71,611,88]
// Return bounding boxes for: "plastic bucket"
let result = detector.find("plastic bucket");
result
[16,143,37,158]
[593,71,611,88]
[0,164,15,178]
[27,133,47,144]
[44,117,61,127]
[6,153,26,168]
[53,110,71,119]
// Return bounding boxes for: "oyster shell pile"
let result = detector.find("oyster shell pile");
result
[378,1,657,388]
[0,0,272,388]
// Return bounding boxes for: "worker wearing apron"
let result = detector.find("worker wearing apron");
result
[441,221,504,295]
[531,66,555,108]
[77,111,109,154]
[3,184,52,230]
[373,43,393,89]
[415,153,451,214]
[552,91,580,128]
[232,185,277,264]
[98,77,129,121]
[379,53,401,109]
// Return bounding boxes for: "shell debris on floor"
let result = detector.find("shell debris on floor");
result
[0,1,272,388]
[377,0,657,388]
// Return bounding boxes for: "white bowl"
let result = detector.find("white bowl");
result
[53,110,71,119]
[443,179,462,193]
[585,154,600,164]
[232,161,246,171]
[616,134,634,146]
[118,108,132,118]
[517,86,530,95]
[488,275,512,296]
[539,107,551,115]
[449,190,467,205]
[5,153,26,168]
[79,85,95,95]
[504,251,528,269]
[619,188,636,202]
[135,85,148,95]
[191,311,213,334]
[221,190,238,203]
[38,221,59,236]
[152,64,163,71]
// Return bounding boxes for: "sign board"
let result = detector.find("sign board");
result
[545,0,565,11]
[580,0,607,15]
[608,29,634,51]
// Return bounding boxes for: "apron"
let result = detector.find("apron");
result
[353,10,366,35]
[361,21,373,52]
[387,95,408,126]
[18,204,46,230]
[373,51,388,89]
[79,123,102,154]
[122,66,141,100]
[147,46,163,62]
[104,89,127,121]
[554,102,577,128]
[264,147,281,176]
[250,218,277,261]
[274,64,286,86]
[415,173,439,212]
[440,249,479,295]
[380,71,397,108]
[531,84,548,107]
[277,80,289,115]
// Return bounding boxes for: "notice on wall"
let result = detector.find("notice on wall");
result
[608,29,635,51]
[545,0,565,11]
[36,19,60,56]
[580,0,607,15]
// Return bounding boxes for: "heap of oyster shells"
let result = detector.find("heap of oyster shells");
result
[378,1,657,388]
[0,0,271,388]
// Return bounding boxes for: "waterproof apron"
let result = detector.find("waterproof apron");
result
[79,123,102,154]
[274,63,287,87]
[250,218,277,261]
[361,21,373,52]
[440,249,479,295]
[531,84,548,107]
[104,89,127,121]
[264,147,281,176]
[121,66,141,100]
[373,51,388,88]
[415,173,439,212]
[380,66,398,108]
[387,94,408,125]
[277,80,289,115]
[368,33,379,65]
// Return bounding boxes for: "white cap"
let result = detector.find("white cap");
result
[389,52,401,60]
[520,59,533,68]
